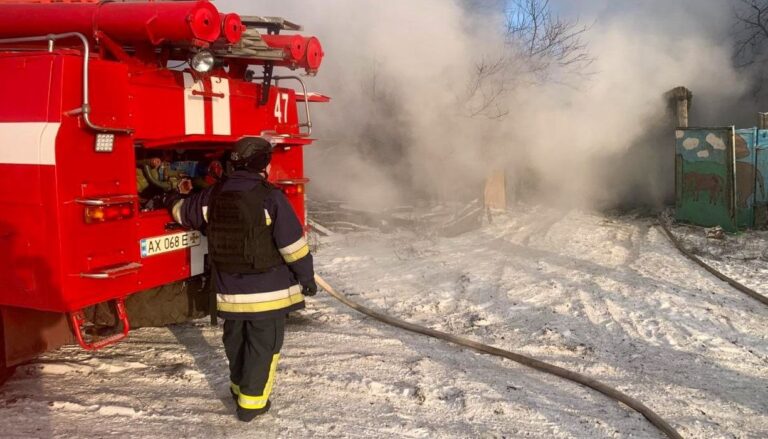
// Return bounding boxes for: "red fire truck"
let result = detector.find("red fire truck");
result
[0,0,327,383]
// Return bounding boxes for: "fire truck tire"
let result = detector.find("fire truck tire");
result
[127,278,210,327]
[0,365,14,386]
[0,313,16,385]
[88,278,210,329]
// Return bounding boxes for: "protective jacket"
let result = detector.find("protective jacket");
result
[172,170,313,320]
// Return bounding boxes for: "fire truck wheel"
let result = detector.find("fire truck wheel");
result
[129,277,209,327]
[89,276,208,328]
[0,314,15,385]
[0,364,15,386]
[89,278,210,328]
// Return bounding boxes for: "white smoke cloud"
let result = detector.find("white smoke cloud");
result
[509,0,750,207]
[216,0,754,210]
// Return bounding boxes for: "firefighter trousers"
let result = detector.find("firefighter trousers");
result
[223,316,285,411]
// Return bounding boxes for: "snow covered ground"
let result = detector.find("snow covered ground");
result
[1,206,767,438]
[665,219,768,294]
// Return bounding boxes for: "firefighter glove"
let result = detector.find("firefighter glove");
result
[301,279,318,297]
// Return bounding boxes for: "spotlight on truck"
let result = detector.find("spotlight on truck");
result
[191,49,215,73]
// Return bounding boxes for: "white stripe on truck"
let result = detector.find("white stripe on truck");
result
[183,72,205,135]
[211,76,232,136]
[0,122,60,165]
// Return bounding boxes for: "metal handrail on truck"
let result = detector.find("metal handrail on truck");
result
[0,32,133,134]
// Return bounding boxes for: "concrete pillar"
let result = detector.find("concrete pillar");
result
[676,99,689,128]
[759,112,768,129]
[665,86,693,128]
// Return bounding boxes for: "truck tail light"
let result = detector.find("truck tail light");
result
[84,203,134,224]
[282,184,304,196]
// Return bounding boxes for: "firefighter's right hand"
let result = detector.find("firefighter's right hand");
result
[301,279,318,297]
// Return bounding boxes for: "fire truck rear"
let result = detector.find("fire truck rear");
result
[0,0,327,383]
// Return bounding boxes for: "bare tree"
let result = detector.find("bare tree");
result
[463,0,592,120]
[734,0,768,67]
[505,0,592,79]
[464,55,511,119]
[461,0,593,208]
[732,0,768,99]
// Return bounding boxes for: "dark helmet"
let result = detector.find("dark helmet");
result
[230,137,273,172]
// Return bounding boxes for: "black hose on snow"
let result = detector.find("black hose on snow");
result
[658,220,768,307]
[315,275,683,439]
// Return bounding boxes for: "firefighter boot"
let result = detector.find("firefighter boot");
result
[236,400,271,422]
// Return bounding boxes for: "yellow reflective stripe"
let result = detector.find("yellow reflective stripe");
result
[238,393,268,410]
[217,292,304,313]
[281,244,309,263]
[231,383,240,395]
[279,238,309,263]
[171,200,184,224]
[279,237,307,255]
[265,209,272,226]
[238,354,280,410]
[218,285,302,304]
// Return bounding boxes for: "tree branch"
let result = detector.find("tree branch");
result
[463,0,593,119]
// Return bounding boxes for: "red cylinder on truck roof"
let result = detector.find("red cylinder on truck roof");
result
[261,34,324,72]
[261,34,306,62]
[303,36,324,71]
[220,13,245,44]
[0,1,223,45]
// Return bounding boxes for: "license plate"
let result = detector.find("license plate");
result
[140,231,202,258]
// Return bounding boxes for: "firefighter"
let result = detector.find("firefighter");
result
[167,137,317,422]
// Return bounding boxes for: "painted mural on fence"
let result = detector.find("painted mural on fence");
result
[735,128,757,228]
[755,130,768,226]
[676,127,768,230]
[675,127,736,231]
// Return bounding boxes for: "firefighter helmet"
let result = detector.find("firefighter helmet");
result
[230,137,273,172]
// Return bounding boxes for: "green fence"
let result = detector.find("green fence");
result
[676,126,767,231]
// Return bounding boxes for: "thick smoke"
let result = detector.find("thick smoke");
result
[218,0,756,211]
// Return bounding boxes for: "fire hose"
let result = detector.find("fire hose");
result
[315,275,683,439]
[658,220,768,307]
